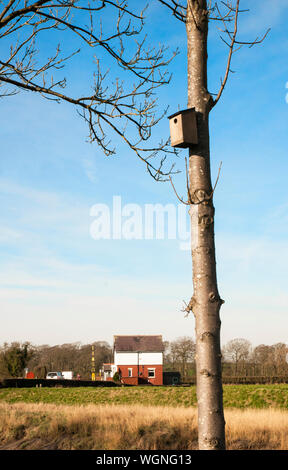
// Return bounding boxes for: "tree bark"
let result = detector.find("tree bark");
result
[186,0,226,450]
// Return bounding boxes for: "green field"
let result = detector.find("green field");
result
[1,384,288,409]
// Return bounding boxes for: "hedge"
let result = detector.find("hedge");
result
[0,378,119,388]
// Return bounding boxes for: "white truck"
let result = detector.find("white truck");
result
[46,371,73,380]
[61,371,73,380]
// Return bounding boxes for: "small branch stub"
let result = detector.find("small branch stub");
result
[200,331,214,342]
[200,369,211,377]
[182,296,196,317]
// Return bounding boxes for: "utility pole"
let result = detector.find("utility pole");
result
[91,345,96,381]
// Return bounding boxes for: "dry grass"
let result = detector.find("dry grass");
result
[0,402,198,450]
[225,408,288,450]
[1,402,288,450]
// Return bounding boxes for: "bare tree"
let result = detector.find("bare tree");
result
[26,341,112,378]
[1,0,270,450]
[169,336,196,377]
[159,0,269,450]
[223,338,251,375]
[272,343,288,376]
[250,343,288,377]
[0,0,179,180]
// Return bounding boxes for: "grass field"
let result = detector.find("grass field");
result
[1,402,288,450]
[1,385,288,450]
[1,384,288,409]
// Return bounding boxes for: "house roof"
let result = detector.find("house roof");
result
[114,335,164,352]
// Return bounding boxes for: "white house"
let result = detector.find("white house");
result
[101,335,164,385]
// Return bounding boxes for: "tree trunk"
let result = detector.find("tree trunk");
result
[186,0,226,450]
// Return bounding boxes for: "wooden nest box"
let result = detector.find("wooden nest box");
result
[168,108,198,148]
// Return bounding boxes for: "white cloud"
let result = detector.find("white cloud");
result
[238,0,288,35]
[0,178,90,241]
[0,266,192,345]
[262,202,288,236]
[1,179,288,347]
[0,226,23,243]
[0,178,59,205]
[217,232,288,276]
[82,157,98,183]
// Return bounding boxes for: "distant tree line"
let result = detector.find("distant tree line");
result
[1,337,287,381]
[222,338,288,378]
[163,337,196,378]
[163,337,288,381]
[0,341,112,380]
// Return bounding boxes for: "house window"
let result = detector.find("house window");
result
[148,368,155,378]
[128,368,133,377]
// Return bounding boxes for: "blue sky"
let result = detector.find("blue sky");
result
[1,0,288,348]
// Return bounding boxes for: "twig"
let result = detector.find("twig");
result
[211,0,270,109]
[169,175,190,205]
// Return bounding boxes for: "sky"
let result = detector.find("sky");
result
[1,0,288,349]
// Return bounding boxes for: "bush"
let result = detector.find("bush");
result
[113,372,121,383]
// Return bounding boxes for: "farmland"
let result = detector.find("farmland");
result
[1,385,288,450]
[1,384,288,409]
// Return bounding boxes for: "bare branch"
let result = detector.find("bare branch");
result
[0,0,179,181]
[169,174,190,205]
[212,0,240,107]
[158,0,186,23]
[211,0,270,108]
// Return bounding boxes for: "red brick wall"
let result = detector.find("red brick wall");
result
[117,365,163,385]
[121,377,139,386]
